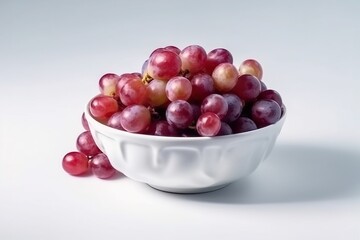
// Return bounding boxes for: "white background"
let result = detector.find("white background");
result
[1,0,360,239]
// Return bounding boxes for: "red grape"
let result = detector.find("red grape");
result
[62,151,89,176]
[147,120,179,136]
[76,131,101,157]
[81,112,89,130]
[223,93,243,123]
[180,45,207,74]
[217,122,233,136]
[212,63,239,92]
[232,117,257,133]
[239,59,263,80]
[164,45,181,55]
[190,73,215,103]
[232,74,261,102]
[99,73,120,97]
[205,48,233,74]
[196,112,221,137]
[120,78,147,106]
[251,99,281,127]
[166,76,192,101]
[201,94,228,120]
[146,79,168,107]
[258,89,283,107]
[166,100,194,129]
[89,95,119,121]
[90,153,116,179]
[120,105,151,133]
[107,112,125,130]
[147,50,181,80]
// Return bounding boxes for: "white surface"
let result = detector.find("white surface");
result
[1,0,360,239]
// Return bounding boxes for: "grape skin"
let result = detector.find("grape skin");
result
[166,100,194,129]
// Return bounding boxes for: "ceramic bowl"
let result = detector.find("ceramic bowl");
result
[85,105,286,193]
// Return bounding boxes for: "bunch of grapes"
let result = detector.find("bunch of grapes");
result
[62,44,285,178]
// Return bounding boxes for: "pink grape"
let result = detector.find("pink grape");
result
[107,112,125,130]
[147,50,181,80]
[81,112,90,130]
[205,48,233,74]
[166,100,194,129]
[164,45,181,55]
[89,95,119,121]
[117,73,141,93]
[76,131,101,157]
[62,152,89,176]
[120,105,151,133]
[99,73,120,97]
[190,73,215,103]
[232,74,261,102]
[196,112,221,137]
[90,153,116,179]
[201,94,228,120]
[166,76,192,101]
[212,63,239,92]
[120,78,147,106]
[146,79,168,107]
[239,59,263,80]
[180,45,207,74]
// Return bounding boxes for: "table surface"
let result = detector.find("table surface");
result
[1,1,360,239]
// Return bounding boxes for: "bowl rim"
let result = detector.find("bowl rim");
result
[84,103,286,142]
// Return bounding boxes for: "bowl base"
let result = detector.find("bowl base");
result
[147,183,231,194]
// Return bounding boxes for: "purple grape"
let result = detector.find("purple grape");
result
[201,94,228,120]
[251,99,281,127]
[223,93,243,123]
[231,117,257,133]
[166,100,194,129]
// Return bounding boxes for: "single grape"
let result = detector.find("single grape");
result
[147,120,179,136]
[99,73,120,97]
[231,117,257,133]
[90,153,116,179]
[164,45,181,55]
[239,59,263,80]
[89,95,119,121]
[196,112,221,137]
[260,80,267,92]
[107,112,124,130]
[205,48,233,74]
[212,63,239,92]
[146,79,168,107]
[76,131,101,157]
[149,47,165,57]
[180,45,207,74]
[120,105,151,133]
[147,50,181,80]
[166,76,192,101]
[232,74,261,102]
[251,99,281,127]
[217,122,233,136]
[62,151,89,176]
[120,78,147,106]
[166,100,194,129]
[190,73,215,103]
[81,112,89,130]
[117,73,141,93]
[201,94,228,120]
[223,93,243,123]
[258,89,283,107]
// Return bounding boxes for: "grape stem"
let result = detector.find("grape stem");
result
[142,73,153,84]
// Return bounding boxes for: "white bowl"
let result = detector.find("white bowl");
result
[85,106,286,193]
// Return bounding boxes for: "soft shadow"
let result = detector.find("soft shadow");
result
[163,143,360,204]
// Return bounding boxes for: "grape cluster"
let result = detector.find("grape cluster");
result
[89,45,284,137]
[62,45,285,178]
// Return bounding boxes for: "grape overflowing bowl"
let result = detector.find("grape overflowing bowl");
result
[63,45,286,193]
